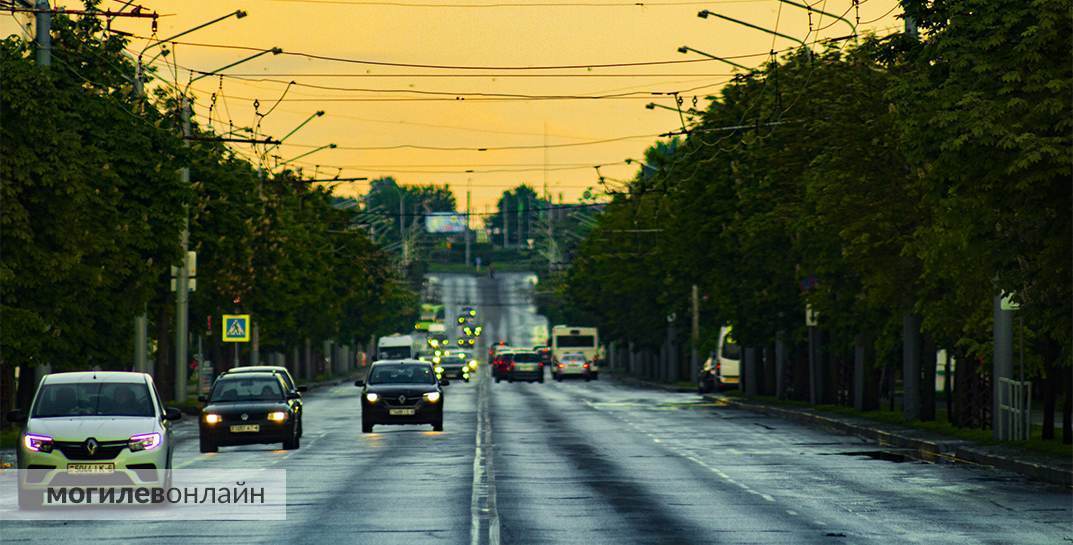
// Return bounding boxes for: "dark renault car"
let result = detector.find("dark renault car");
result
[507,350,544,383]
[198,372,301,452]
[357,360,446,433]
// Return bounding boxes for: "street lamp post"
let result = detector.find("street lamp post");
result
[174,46,281,402]
[676,45,749,71]
[128,10,249,377]
[697,9,808,50]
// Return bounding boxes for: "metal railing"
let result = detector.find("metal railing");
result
[997,378,1031,441]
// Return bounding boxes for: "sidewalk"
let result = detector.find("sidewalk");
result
[608,373,1073,488]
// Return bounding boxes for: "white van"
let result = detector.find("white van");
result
[697,326,741,392]
[378,334,416,360]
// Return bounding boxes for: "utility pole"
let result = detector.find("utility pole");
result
[34,0,50,67]
[904,2,918,38]
[543,122,556,269]
[516,194,523,249]
[502,200,509,247]
[691,284,700,383]
[399,192,407,265]
[175,97,192,402]
[465,179,471,267]
[171,44,279,401]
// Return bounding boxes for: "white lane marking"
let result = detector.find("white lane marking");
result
[787,510,799,516]
[470,371,500,545]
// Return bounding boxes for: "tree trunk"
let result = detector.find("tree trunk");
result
[1062,366,1072,445]
[0,362,15,425]
[154,303,173,402]
[1039,338,1059,440]
[944,350,953,423]
[15,365,37,411]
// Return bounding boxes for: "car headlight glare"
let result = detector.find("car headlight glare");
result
[129,432,161,452]
[267,411,288,422]
[366,392,379,403]
[469,360,478,370]
[23,433,53,453]
[423,392,441,403]
[204,413,222,425]
[435,366,444,374]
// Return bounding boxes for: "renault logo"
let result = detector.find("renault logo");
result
[85,438,98,456]
[398,395,407,404]
[241,413,249,421]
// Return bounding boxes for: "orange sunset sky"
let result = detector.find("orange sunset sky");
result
[3,0,904,214]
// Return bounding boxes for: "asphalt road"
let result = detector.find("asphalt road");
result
[0,272,1069,544]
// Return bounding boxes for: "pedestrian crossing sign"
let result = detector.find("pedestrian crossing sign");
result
[222,314,251,342]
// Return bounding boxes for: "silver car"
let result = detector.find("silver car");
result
[8,371,182,508]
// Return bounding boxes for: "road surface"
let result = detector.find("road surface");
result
[1,272,1069,544]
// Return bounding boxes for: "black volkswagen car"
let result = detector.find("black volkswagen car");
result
[357,360,446,433]
[198,372,301,452]
[220,366,307,436]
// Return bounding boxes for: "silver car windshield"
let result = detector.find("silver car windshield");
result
[32,382,154,418]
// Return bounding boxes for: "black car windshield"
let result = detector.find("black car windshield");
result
[368,364,436,385]
[211,376,284,402]
[230,369,295,391]
[512,352,540,362]
[33,382,154,418]
[444,354,468,363]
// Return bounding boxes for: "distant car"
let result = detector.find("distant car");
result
[437,351,474,382]
[7,372,182,509]
[357,360,446,432]
[492,350,516,383]
[198,372,302,452]
[488,341,511,365]
[507,351,544,383]
[221,366,307,436]
[533,346,553,365]
[554,352,592,381]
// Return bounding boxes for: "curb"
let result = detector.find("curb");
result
[708,395,1073,489]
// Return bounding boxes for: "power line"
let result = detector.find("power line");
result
[124,36,779,70]
[280,132,673,151]
[212,74,729,99]
[201,72,739,78]
[272,0,769,6]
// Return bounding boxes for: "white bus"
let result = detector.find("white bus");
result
[550,325,600,379]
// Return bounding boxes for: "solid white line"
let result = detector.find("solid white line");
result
[470,370,500,545]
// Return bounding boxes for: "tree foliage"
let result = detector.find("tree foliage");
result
[1,12,417,384]
[562,0,1071,383]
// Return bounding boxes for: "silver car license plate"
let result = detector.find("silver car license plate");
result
[389,408,416,416]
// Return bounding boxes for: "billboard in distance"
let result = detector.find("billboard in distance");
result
[425,212,467,234]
